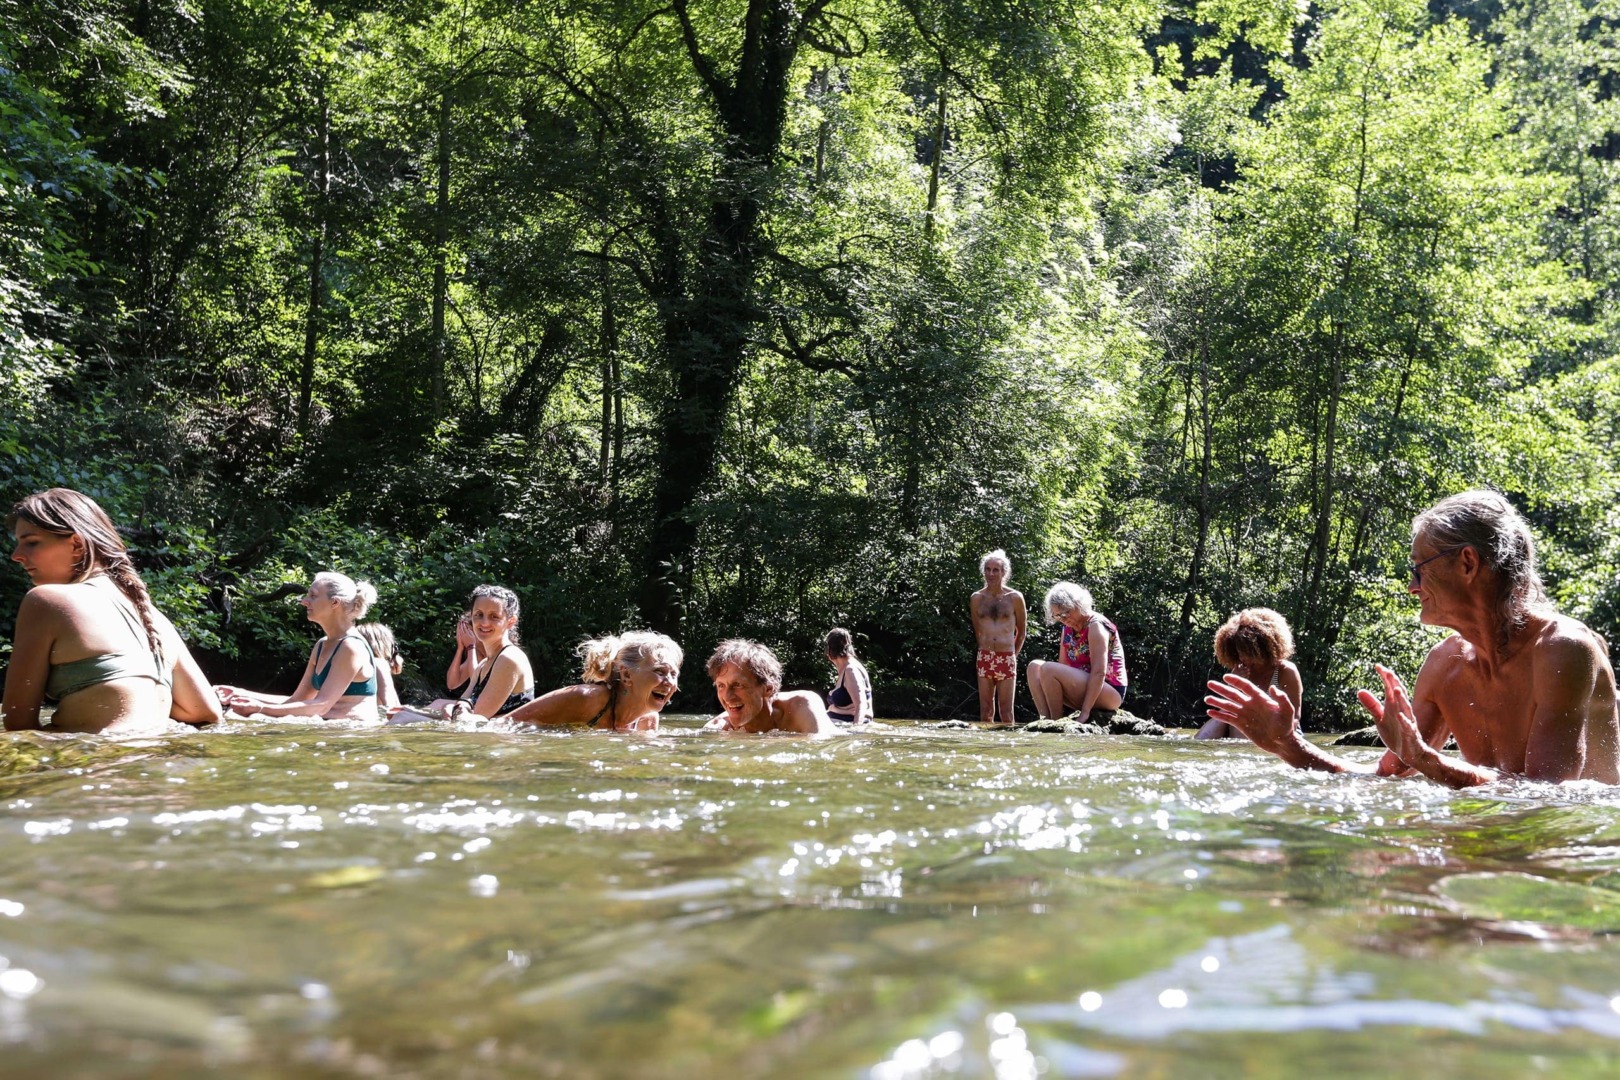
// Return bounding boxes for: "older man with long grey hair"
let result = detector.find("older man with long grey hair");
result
[1205,490,1619,787]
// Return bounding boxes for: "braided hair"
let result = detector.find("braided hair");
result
[6,488,163,656]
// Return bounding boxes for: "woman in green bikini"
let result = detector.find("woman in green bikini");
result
[4,488,221,734]
[215,571,381,721]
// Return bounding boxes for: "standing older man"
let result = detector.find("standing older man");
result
[704,639,841,734]
[1205,490,1619,787]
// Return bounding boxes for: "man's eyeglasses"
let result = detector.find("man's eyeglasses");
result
[1407,546,1464,587]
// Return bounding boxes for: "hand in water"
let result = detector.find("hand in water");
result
[1204,674,1298,750]
[1357,665,1428,774]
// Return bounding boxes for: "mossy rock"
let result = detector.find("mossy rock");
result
[1094,709,1168,737]
[1023,717,1105,735]
[1332,726,1456,750]
[1334,725,1386,747]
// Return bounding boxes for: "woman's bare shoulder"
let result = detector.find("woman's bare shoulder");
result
[15,584,90,627]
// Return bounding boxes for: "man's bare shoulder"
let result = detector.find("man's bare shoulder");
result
[1532,612,1611,673]
[1415,633,1471,691]
[778,691,838,733]
[1007,589,1026,604]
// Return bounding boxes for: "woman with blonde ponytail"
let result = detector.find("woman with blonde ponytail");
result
[4,488,221,733]
[215,570,381,721]
[502,631,683,732]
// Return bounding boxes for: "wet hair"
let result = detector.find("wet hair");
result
[1043,581,1095,624]
[1213,608,1295,669]
[357,622,403,675]
[469,584,521,644]
[980,549,1011,577]
[1413,490,1549,646]
[313,571,377,619]
[577,631,683,684]
[824,627,856,659]
[706,639,783,695]
[7,488,162,656]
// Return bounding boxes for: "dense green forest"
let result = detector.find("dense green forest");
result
[6,0,1620,723]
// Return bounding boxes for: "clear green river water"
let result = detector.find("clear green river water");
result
[1,716,1619,1078]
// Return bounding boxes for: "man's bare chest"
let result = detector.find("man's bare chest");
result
[1433,665,1534,767]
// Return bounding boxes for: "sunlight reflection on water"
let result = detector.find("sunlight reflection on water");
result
[2,719,1620,1076]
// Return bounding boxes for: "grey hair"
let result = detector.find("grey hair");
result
[1043,581,1095,624]
[980,549,1012,577]
[706,639,783,695]
[1413,489,1548,646]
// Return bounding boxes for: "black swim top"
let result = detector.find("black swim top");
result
[827,660,872,721]
[462,645,535,716]
[585,680,622,729]
[310,633,377,697]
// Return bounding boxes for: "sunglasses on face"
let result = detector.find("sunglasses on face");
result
[1407,546,1464,588]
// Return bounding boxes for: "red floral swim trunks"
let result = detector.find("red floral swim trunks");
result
[976,650,1016,683]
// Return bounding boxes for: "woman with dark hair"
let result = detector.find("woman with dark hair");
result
[439,585,534,720]
[823,627,873,724]
[4,488,221,733]
[216,571,382,721]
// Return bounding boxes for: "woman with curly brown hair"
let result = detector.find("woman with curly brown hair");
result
[1197,608,1302,740]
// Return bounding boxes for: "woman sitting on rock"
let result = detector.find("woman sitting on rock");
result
[1026,582,1128,724]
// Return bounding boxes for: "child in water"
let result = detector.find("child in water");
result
[1198,608,1303,740]
[357,623,403,711]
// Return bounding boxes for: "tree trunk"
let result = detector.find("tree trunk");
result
[430,87,452,417]
[297,84,329,440]
[1170,329,1214,698]
[925,77,947,239]
[599,254,616,488]
[639,0,805,632]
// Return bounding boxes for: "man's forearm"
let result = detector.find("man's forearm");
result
[1409,748,1496,788]
[1271,733,1373,775]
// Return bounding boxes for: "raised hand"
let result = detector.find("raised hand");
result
[1357,664,1429,773]
[1204,673,1299,752]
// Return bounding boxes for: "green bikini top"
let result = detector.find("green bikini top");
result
[44,588,169,703]
[310,633,378,697]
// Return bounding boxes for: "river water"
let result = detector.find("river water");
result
[1,717,1618,1078]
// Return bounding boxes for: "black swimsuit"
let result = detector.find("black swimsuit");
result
[827,661,872,724]
[462,645,535,716]
[586,681,620,729]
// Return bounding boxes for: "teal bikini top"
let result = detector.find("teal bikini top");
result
[310,633,378,697]
[44,588,169,703]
